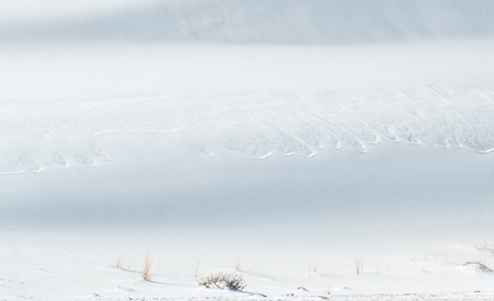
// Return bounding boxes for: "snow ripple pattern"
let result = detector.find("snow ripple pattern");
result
[1,85,493,173]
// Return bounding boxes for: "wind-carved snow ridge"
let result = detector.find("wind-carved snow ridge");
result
[1,85,493,173]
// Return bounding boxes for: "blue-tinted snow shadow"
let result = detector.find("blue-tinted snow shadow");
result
[1,143,493,242]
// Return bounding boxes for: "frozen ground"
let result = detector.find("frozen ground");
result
[1,1,494,300]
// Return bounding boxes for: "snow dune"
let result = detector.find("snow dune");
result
[1,84,494,175]
[1,0,494,44]
[1,1,494,300]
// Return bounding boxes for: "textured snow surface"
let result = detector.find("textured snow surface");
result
[2,230,494,301]
[1,85,494,174]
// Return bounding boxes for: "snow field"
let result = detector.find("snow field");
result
[1,3,494,298]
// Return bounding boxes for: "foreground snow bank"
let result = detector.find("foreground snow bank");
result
[2,229,494,300]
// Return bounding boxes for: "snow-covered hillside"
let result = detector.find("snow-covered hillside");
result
[1,0,494,45]
[1,1,494,300]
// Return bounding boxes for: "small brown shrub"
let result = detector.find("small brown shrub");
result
[198,272,246,291]
[463,261,493,273]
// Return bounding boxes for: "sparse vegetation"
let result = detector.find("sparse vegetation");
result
[112,253,125,269]
[156,253,165,271]
[463,261,493,273]
[308,259,318,276]
[355,255,365,275]
[194,257,202,278]
[327,281,333,295]
[142,255,152,281]
[198,272,246,291]
[474,236,494,252]
[235,257,242,271]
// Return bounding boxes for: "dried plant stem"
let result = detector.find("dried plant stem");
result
[355,255,365,275]
[142,255,152,281]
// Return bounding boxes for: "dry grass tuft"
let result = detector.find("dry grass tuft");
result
[235,257,242,271]
[141,255,152,281]
[326,281,333,295]
[112,253,125,269]
[308,260,319,276]
[156,253,164,271]
[194,257,202,278]
[355,255,365,275]
[198,272,246,291]
[474,236,494,252]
